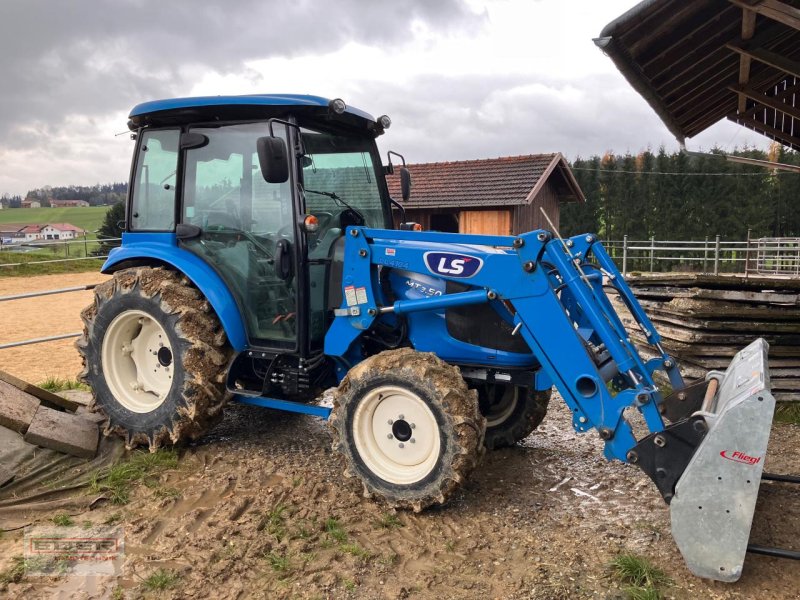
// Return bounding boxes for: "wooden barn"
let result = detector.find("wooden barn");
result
[386,154,585,235]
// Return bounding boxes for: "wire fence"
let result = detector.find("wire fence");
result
[0,285,96,350]
[0,235,120,269]
[604,233,800,277]
[0,237,116,350]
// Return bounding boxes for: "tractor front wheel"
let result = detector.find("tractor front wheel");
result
[77,267,232,450]
[478,384,550,450]
[329,348,485,512]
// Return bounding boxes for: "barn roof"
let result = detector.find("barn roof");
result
[597,0,800,150]
[386,154,585,209]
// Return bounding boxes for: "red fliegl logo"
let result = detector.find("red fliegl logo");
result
[720,450,762,466]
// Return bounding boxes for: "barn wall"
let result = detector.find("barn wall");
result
[513,180,561,234]
[459,210,512,235]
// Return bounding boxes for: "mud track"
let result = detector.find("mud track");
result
[2,392,797,599]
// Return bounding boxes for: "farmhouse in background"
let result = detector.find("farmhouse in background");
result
[50,199,90,208]
[386,154,585,235]
[0,223,85,243]
[21,199,41,208]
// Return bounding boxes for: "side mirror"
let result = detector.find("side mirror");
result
[400,167,412,202]
[257,136,289,183]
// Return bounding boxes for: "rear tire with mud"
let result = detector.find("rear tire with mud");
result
[329,348,485,512]
[477,384,550,450]
[77,267,232,450]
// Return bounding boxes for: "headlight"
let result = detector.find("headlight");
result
[328,98,347,114]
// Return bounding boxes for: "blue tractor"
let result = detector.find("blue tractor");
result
[79,95,776,581]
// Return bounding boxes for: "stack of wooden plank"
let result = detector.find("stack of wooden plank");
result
[609,273,800,402]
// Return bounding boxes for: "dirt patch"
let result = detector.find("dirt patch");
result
[1,395,797,599]
[0,272,109,383]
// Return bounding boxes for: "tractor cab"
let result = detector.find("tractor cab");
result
[122,96,395,379]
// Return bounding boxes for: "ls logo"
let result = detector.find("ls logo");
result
[424,252,484,278]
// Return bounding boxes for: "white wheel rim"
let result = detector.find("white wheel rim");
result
[101,309,174,413]
[484,386,519,428]
[352,385,441,485]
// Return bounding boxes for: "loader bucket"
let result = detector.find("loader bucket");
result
[669,338,775,582]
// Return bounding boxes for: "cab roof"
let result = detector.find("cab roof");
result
[127,94,382,135]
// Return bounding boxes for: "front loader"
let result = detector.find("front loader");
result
[78,94,784,582]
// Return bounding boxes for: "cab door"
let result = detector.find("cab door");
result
[179,122,298,350]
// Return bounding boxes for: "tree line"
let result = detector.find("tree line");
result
[561,146,800,241]
[6,183,128,207]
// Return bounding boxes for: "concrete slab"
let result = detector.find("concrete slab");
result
[24,406,99,459]
[59,390,93,406]
[0,464,14,487]
[0,379,40,433]
[75,405,107,425]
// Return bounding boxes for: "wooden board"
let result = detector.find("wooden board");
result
[459,210,512,236]
[620,315,800,345]
[630,286,799,305]
[0,369,79,412]
[609,296,800,332]
[630,334,800,357]
[641,297,800,320]
[625,273,800,291]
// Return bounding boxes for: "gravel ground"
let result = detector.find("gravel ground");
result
[1,391,797,599]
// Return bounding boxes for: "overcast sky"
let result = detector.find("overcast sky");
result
[0,0,769,197]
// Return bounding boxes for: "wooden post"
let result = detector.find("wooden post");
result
[714,235,721,275]
[745,228,752,278]
[703,236,709,274]
[622,235,628,277]
[649,236,655,273]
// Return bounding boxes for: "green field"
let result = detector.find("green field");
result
[0,206,113,277]
[0,206,110,233]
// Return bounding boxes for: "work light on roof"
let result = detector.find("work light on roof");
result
[328,98,347,114]
[378,115,391,129]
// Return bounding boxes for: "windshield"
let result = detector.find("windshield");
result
[299,129,388,229]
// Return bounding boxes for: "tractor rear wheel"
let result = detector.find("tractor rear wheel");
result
[329,348,485,512]
[478,384,550,450]
[77,267,232,450]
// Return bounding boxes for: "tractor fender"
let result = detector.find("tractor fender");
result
[101,233,248,351]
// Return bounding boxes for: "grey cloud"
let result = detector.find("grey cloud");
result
[364,72,674,163]
[0,0,485,149]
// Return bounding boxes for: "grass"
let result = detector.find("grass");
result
[324,517,348,544]
[374,512,403,530]
[51,514,74,526]
[340,543,370,559]
[262,504,287,541]
[0,251,105,277]
[37,377,90,393]
[610,553,671,600]
[266,551,290,573]
[90,449,179,505]
[0,206,110,231]
[103,512,123,525]
[142,568,179,591]
[775,402,800,425]
[0,556,27,590]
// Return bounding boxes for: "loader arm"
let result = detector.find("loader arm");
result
[326,226,680,462]
[325,226,777,582]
